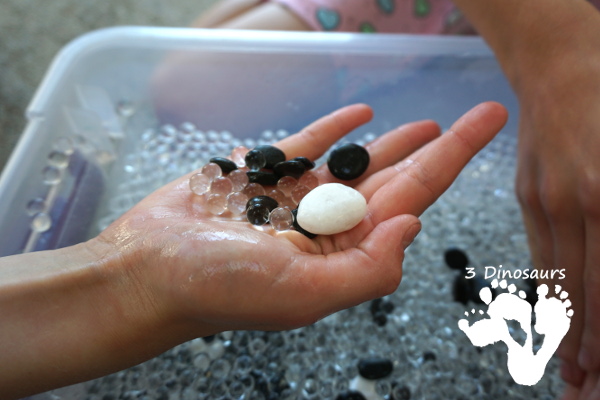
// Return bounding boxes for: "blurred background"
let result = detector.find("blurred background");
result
[0,0,219,174]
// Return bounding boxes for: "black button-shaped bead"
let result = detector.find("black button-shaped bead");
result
[525,287,538,307]
[245,149,267,171]
[254,145,286,169]
[291,156,315,170]
[202,335,216,343]
[209,157,237,174]
[246,195,278,212]
[274,160,306,179]
[524,277,537,290]
[444,248,469,270]
[327,143,370,180]
[372,311,388,327]
[369,298,383,315]
[247,203,271,225]
[357,357,393,380]
[247,171,280,186]
[422,351,437,362]
[381,300,395,314]
[452,274,470,305]
[335,391,367,400]
[291,208,317,239]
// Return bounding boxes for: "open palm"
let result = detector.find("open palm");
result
[98,102,508,337]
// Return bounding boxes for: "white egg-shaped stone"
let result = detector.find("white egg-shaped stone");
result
[296,183,367,235]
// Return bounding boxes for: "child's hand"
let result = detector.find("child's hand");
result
[97,102,507,337]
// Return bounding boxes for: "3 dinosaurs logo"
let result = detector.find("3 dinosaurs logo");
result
[458,278,573,386]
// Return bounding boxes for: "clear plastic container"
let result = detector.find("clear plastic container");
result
[0,27,517,257]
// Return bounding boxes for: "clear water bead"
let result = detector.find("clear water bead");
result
[291,184,311,204]
[229,169,249,192]
[180,121,196,133]
[201,162,222,181]
[42,166,62,185]
[243,182,266,198]
[53,136,74,155]
[31,212,52,233]
[116,100,135,117]
[206,194,227,215]
[277,176,297,196]
[267,189,286,205]
[26,198,46,216]
[269,207,293,231]
[226,192,248,216]
[189,173,211,195]
[245,149,267,171]
[47,151,69,168]
[210,176,233,196]
[231,146,249,167]
[299,172,319,190]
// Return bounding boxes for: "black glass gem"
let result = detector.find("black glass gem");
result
[291,208,317,239]
[422,351,437,362]
[245,149,267,171]
[246,204,272,225]
[335,391,367,400]
[525,288,538,307]
[254,145,286,169]
[327,143,370,180]
[469,276,495,304]
[357,358,394,380]
[369,298,383,315]
[246,195,278,212]
[373,311,388,327]
[247,171,280,186]
[291,156,315,170]
[381,300,395,314]
[444,248,469,270]
[452,274,470,305]
[202,335,216,343]
[274,160,306,179]
[209,157,237,174]
[524,277,537,290]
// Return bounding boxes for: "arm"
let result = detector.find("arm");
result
[452,0,599,85]
[454,0,600,392]
[0,240,199,400]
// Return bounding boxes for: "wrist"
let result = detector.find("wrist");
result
[0,236,187,398]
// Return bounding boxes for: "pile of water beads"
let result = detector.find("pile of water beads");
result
[188,143,369,237]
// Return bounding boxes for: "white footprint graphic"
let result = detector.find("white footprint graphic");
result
[458,279,573,386]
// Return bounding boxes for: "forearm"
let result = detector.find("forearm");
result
[0,239,189,399]
[453,0,600,90]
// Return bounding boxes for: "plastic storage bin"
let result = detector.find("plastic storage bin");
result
[0,27,517,257]
[4,27,553,400]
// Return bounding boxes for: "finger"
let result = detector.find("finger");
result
[297,214,420,317]
[560,383,580,400]
[578,370,600,400]
[275,103,373,161]
[312,120,441,188]
[367,102,508,224]
[352,120,442,199]
[579,215,600,371]
[544,200,586,385]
